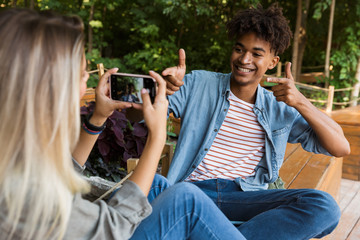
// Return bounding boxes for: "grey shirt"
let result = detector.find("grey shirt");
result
[0,161,151,240]
[65,159,152,240]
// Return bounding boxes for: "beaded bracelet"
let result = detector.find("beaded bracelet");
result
[82,113,106,135]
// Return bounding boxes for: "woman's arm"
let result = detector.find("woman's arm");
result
[72,68,132,166]
[128,71,168,196]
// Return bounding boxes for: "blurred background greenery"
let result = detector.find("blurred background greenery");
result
[1,0,359,97]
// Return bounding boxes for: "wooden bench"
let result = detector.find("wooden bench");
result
[281,143,342,201]
[330,105,360,181]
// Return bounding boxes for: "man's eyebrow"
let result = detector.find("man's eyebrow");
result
[235,42,266,53]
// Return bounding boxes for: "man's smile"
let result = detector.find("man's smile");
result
[234,64,256,73]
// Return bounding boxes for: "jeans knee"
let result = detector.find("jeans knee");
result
[171,182,207,202]
[148,174,171,203]
[152,174,171,189]
[172,182,200,195]
[301,189,340,226]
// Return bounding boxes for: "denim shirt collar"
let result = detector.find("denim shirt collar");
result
[223,73,232,98]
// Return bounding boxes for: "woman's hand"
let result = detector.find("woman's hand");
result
[142,71,168,141]
[91,68,132,126]
[128,71,169,195]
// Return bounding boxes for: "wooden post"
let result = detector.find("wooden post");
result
[97,63,105,79]
[276,61,282,77]
[160,143,175,177]
[126,142,175,176]
[351,57,360,106]
[324,0,336,88]
[291,0,302,81]
[127,158,139,173]
[326,85,335,113]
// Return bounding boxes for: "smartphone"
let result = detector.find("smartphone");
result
[109,73,156,104]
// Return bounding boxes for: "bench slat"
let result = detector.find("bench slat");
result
[288,154,331,189]
[280,143,314,189]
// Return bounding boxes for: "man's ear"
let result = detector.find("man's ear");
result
[268,56,280,70]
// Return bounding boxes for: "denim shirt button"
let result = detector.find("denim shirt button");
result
[214,129,218,132]
[204,148,208,151]
[224,109,227,112]
[192,165,196,168]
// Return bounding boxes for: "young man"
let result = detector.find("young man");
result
[162,4,350,240]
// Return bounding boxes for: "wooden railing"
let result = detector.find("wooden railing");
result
[294,82,360,113]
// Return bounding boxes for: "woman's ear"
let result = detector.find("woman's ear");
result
[268,56,280,70]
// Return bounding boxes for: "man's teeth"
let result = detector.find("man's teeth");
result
[237,67,252,72]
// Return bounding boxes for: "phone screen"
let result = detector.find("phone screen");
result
[110,73,156,103]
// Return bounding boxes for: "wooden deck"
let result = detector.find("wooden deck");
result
[326,178,360,240]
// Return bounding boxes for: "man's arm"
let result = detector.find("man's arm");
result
[267,62,350,157]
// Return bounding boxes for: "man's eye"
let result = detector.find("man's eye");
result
[234,48,242,53]
[253,53,262,57]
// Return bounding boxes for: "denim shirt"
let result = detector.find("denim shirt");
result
[166,70,330,191]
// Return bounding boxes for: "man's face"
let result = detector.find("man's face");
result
[230,32,279,87]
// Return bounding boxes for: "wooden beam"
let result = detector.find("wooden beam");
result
[127,158,139,174]
[326,85,334,113]
[97,63,105,79]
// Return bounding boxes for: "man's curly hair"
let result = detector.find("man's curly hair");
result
[226,3,293,55]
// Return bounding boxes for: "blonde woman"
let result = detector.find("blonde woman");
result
[0,9,246,240]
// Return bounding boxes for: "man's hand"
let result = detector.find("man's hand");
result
[162,48,186,95]
[268,62,350,157]
[267,62,307,108]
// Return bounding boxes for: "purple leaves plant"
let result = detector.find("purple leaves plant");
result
[81,101,148,181]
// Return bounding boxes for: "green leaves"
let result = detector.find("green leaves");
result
[313,0,331,20]
[4,0,360,105]
[89,20,103,28]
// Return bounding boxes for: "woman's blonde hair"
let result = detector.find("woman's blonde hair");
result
[0,9,89,239]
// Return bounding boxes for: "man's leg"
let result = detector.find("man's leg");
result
[131,182,246,239]
[147,174,171,203]
[192,179,340,240]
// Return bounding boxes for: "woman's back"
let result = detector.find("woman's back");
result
[0,9,88,240]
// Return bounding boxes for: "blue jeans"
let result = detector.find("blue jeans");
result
[192,178,341,240]
[130,174,246,240]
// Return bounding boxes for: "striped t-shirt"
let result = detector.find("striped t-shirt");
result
[185,91,265,182]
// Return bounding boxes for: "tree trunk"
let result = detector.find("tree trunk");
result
[292,0,302,81]
[88,3,95,55]
[351,57,360,106]
[87,2,95,69]
[99,5,107,57]
[324,0,336,88]
[295,0,310,82]
[29,0,34,9]
[12,0,17,7]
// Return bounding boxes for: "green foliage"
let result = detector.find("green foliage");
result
[312,0,331,20]
[1,0,360,104]
[328,3,360,96]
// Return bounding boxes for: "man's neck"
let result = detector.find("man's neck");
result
[230,80,258,104]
